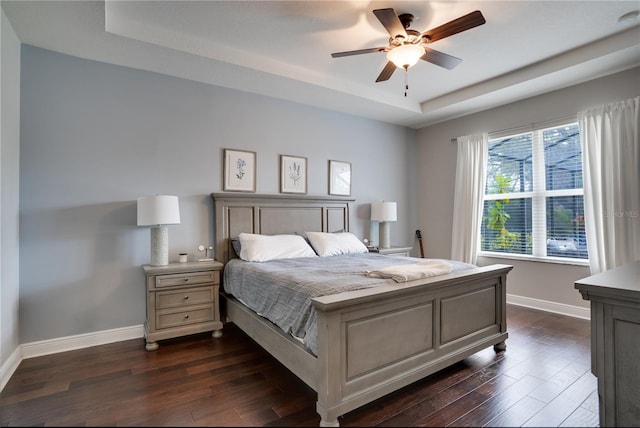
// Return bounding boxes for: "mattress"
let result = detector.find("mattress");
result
[223,253,475,355]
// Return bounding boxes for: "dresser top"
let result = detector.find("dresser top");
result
[575,260,640,300]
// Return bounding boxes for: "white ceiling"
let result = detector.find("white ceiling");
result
[3,1,640,128]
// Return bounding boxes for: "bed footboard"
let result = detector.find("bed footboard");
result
[312,264,511,426]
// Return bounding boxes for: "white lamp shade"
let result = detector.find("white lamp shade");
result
[387,44,425,68]
[137,195,181,226]
[371,202,397,222]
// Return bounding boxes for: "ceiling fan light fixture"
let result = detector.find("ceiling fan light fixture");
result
[387,44,425,68]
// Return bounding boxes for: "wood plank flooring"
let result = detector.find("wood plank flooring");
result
[1,304,598,427]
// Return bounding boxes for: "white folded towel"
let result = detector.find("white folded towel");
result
[366,260,453,283]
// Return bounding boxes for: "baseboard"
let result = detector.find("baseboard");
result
[20,324,144,359]
[1,346,22,392]
[507,293,590,320]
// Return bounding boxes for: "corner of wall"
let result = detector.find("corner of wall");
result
[1,7,22,390]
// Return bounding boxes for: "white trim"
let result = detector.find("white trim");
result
[531,128,546,257]
[507,293,590,320]
[479,250,590,267]
[20,324,144,359]
[0,346,22,391]
[483,188,583,201]
[483,191,534,200]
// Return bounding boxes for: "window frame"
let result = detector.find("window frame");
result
[478,120,589,265]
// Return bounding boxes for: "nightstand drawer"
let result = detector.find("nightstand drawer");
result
[155,270,219,288]
[156,286,214,309]
[156,305,214,329]
[388,251,410,257]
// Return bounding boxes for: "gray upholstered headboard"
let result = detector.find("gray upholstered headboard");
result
[211,193,355,264]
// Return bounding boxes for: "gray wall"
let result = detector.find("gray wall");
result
[417,66,640,309]
[1,9,21,380]
[19,45,417,344]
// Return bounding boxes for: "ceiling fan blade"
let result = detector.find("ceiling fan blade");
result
[373,8,407,39]
[331,47,386,58]
[420,47,462,70]
[422,10,486,44]
[375,61,397,82]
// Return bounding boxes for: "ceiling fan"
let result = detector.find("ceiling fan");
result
[331,8,486,88]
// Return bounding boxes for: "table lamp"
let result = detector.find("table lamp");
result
[371,201,397,249]
[137,195,181,266]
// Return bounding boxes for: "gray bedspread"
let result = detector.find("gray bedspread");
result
[223,253,475,356]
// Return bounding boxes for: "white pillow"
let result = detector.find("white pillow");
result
[238,233,317,262]
[305,231,369,257]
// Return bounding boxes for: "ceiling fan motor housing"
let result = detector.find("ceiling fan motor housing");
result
[398,13,414,29]
[390,30,422,47]
[391,14,422,46]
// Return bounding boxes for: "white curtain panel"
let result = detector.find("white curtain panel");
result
[578,96,640,274]
[451,133,488,264]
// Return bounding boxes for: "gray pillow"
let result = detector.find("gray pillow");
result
[230,236,242,257]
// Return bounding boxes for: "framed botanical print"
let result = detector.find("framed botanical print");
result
[328,160,351,196]
[280,155,307,194]
[223,149,256,192]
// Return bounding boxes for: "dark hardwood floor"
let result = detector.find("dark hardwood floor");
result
[1,304,598,427]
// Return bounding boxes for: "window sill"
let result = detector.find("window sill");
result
[477,251,590,267]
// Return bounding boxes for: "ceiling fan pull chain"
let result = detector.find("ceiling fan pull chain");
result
[404,65,409,97]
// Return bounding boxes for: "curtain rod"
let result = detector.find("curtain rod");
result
[450,114,577,143]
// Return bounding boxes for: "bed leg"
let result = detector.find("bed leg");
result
[319,417,339,427]
[494,341,507,352]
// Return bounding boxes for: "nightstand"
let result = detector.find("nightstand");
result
[142,260,223,351]
[369,246,413,257]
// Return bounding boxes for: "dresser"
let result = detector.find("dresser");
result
[574,260,640,427]
[142,260,223,351]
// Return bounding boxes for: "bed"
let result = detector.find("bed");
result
[212,192,512,427]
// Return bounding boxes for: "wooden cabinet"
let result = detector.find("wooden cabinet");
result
[575,260,640,427]
[369,246,413,257]
[142,261,223,351]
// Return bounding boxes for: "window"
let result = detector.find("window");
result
[480,122,588,261]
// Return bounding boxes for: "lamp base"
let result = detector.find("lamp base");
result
[379,222,391,249]
[150,226,169,266]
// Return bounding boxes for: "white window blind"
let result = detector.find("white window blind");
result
[480,122,588,260]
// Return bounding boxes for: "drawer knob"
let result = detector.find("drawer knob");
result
[184,295,189,300]
[184,278,189,282]
[184,314,190,319]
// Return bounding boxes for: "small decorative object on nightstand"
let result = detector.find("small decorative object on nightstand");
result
[369,246,413,257]
[142,260,223,351]
[198,244,214,261]
[363,238,376,250]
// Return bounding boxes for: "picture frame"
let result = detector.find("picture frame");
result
[280,155,307,194]
[328,160,351,196]
[223,149,256,192]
